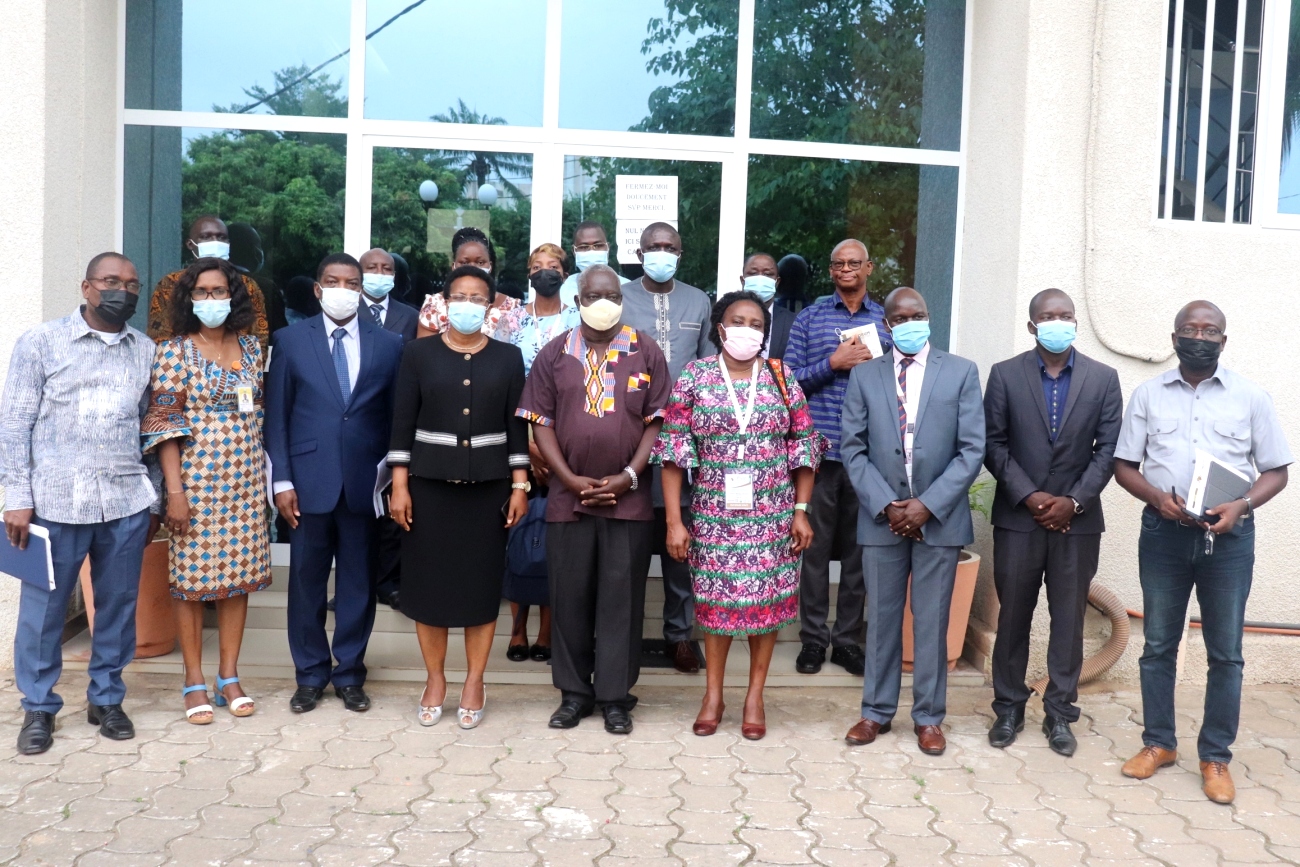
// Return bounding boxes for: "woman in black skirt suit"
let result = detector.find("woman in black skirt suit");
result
[387,266,531,729]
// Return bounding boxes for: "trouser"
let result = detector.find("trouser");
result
[861,540,961,726]
[651,466,694,643]
[373,513,402,599]
[991,527,1100,722]
[1137,507,1255,763]
[547,514,652,708]
[16,509,151,714]
[798,460,865,648]
[288,492,377,688]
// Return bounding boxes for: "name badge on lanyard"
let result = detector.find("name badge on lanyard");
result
[720,357,760,509]
[236,383,255,413]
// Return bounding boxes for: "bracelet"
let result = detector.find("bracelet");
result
[167,489,183,494]
[624,466,639,491]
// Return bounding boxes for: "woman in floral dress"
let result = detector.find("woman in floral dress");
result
[142,258,270,725]
[417,227,519,336]
[654,290,824,740]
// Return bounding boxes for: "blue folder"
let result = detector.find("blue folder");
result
[0,525,55,591]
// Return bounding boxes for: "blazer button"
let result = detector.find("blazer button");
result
[895,448,901,455]
[463,379,471,386]
[464,353,472,360]
[462,440,470,447]
[463,408,470,415]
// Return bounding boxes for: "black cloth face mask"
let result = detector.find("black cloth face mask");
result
[92,290,139,326]
[1174,336,1222,371]
[529,269,564,298]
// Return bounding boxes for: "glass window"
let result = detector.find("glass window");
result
[365,0,546,125]
[562,156,722,293]
[744,156,958,349]
[1279,0,1300,214]
[749,0,965,150]
[123,125,347,330]
[559,0,738,136]
[371,147,534,304]
[124,0,351,116]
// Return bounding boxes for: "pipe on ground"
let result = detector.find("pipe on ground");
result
[1030,583,1130,696]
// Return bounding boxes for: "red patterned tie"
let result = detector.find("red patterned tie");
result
[897,357,913,445]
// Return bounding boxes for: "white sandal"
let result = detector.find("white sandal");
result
[419,685,444,727]
[214,675,255,717]
[182,683,213,725]
[458,685,486,729]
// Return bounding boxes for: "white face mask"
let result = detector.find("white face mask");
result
[579,298,623,332]
[194,241,230,260]
[319,285,361,321]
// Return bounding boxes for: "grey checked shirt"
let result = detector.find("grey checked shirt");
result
[0,310,158,524]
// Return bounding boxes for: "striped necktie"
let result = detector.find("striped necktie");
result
[368,302,382,324]
[897,357,913,445]
[332,328,351,403]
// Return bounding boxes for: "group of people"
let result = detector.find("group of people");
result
[0,219,1288,808]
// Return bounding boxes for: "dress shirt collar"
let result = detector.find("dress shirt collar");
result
[71,306,133,345]
[321,311,360,339]
[1035,348,1075,374]
[893,342,931,367]
[364,294,389,315]
[1159,363,1227,390]
[832,289,868,311]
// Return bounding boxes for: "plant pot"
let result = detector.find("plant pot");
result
[79,538,176,659]
[901,549,980,672]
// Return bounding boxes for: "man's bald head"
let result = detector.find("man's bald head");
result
[188,215,228,242]
[831,239,868,261]
[359,248,395,273]
[1028,288,1074,321]
[884,286,927,320]
[1174,300,1226,331]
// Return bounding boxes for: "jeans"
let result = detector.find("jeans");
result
[1138,507,1255,763]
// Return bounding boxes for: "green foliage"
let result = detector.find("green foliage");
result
[216,64,348,118]
[1286,0,1300,160]
[635,0,739,137]
[968,473,997,522]
[430,100,533,198]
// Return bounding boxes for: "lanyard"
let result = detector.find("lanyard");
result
[719,357,760,460]
[529,304,569,345]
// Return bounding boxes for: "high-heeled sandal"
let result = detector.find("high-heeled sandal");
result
[213,675,255,717]
[418,684,445,727]
[458,685,486,729]
[182,683,213,725]
[693,703,724,737]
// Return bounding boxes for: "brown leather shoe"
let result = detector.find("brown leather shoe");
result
[845,717,892,746]
[914,724,946,755]
[670,641,701,674]
[1200,761,1235,804]
[692,704,723,737]
[1121,745,1178,779]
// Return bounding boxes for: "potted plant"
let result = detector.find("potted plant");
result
[900,474,994,671]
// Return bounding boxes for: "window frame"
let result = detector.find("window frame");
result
[1256,0,1300,228]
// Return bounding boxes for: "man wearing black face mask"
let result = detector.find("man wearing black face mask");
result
[1113,301,1291,805]
[0,253,162,754]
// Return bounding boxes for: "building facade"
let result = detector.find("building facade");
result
[1,0,1299,683]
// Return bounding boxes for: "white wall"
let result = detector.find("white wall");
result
[960,0,1300,685]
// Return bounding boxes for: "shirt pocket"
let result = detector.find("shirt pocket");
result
[1146,417,1180,454]
[1210,417,1252,467]
[627,372,651,393]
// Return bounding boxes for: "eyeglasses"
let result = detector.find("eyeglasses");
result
[448,294,490,307]
[829,259,869,272]
[573,243,609,252]
[89,277,142,293]
[192,287,231,300]
[1175,325,1224,339]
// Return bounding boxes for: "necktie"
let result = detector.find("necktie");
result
[332,328,351,403]
[369,302,382,324]
[897,357,913,445]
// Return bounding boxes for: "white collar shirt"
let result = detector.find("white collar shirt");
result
[893,342,931,491]
[322,312,361,391]
[363,294,388,327]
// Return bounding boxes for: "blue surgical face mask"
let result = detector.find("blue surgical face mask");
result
[890,320,930,355]
[743,275,777,304]
[193,298,231,328]
[363,273,395,298]
[574,249,608,271]
[1033,319,1076,354]
[194,241,230,260]
[447,301,487,335]
[641,250,679,283]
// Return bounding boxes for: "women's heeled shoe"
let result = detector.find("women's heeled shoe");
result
[506,644,529,662]
[418,703,443,727]
[458,686,486,729]
[742,706,766,741]
[529,644,552,662]
[692,704,724,737]
[213,675,255,717]
[183,684,213,725]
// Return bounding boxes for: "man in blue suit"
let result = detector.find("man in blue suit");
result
[839,287,985,755]
[265,253,404,713]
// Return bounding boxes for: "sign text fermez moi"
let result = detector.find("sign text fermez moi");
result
[615,175,678,265]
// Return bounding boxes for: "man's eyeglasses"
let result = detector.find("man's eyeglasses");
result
[448,294,490,307]
[90,277,142,293]
[573,243,609,252]
[192,288,231,301]
[1175,325,1224,339]
[829,259,868,272]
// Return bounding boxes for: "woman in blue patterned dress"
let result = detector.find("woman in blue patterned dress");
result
[654,290,825,741]
[142,258,270,725]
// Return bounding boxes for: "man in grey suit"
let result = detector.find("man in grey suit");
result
[840,287,985,755]
[984,289,1122,756]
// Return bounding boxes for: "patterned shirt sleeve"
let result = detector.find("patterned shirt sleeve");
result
[652,362,698,468]
[0,330,46,511]
[141,340,192,454]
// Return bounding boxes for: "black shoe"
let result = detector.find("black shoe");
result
[603,704,633,735]
[376,588,400,610]
[290,685,324,713]
[830,644,866,676]
[506,643,530,662]
[1043,715,1077,757]
[795,643,827,674]
[988,709,1025,748]
[326,596,337,612]
[529,644,552,662]
[86,703,134,740]
[17,710,54,755]
[548,700,594,729]
[335,685,371,712]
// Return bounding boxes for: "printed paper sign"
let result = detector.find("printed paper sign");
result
[615,175,678,221]
[616,220,679,265]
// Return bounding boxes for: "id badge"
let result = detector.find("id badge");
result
[724,472,755,511]
[236,384,255,413]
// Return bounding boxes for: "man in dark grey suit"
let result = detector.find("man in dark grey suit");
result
[983,289,1122,756]
[736,252,795,360]
[840,287,985,756]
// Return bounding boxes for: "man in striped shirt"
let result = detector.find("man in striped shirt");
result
[784,239,890,675]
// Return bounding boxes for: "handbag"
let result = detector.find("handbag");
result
[502,493,549,606]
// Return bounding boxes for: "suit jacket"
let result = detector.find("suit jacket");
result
[840,347,986,548]
[381,299,419,344]
[983,348,1122,534]
[264,313,404,515]
[768,304,795,360]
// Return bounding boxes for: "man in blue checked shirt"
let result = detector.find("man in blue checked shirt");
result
[784,239,891,676]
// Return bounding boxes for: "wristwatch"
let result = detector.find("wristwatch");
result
[1239,495,1253,518]
[623,466,639,491]
[1070,498,1084,515]
[793,503,810,513]
[511,481,532,493]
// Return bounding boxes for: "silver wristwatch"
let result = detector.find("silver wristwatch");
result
[624,466,639,491]
[1070,498,1084,515]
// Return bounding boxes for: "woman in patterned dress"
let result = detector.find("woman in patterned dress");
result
[142,258,271,725]
[654,290,824,741]
[417,227,520,337]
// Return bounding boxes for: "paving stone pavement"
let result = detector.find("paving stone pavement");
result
[3,672,1300,865]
